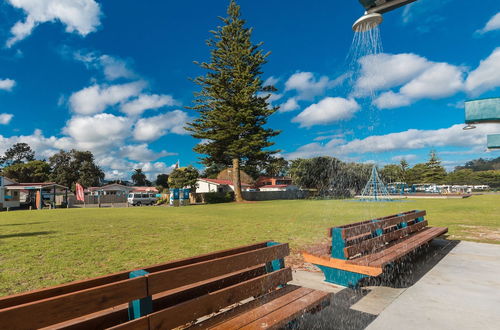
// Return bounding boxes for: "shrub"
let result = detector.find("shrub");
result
[204,192,234,204]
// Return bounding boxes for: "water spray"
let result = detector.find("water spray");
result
[353,0,417,32]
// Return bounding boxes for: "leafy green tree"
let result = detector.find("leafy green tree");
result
[49,149,104,190]
[168,166,200,191]
[423,150,447,183]
[156,174,169,192]
[406,163,427,184]
[187,0,280,202]
[201,163,227,179]
[131,169,150,186]
[1,160,50,182]
[400,159,409,182]
[380,164,403,183]
[0,143,35,167]
[446,169,478,185]
[475,170,500,188]
[263,157,289,177]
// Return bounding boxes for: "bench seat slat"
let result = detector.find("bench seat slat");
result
[0,277,147,330]
[208,287,314,329]
[145,268,293,330]
[237,290,331,330]
[351,227,448,268]
[188,285,302,329]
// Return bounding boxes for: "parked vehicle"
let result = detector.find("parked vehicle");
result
[127,192,158,206]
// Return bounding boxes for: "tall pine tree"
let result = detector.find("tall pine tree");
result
[187,0,280,202]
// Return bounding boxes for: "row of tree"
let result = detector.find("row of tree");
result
[379,152,500,188]
[0,143,104,190]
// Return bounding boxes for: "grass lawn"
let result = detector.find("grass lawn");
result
[1,194,499,296]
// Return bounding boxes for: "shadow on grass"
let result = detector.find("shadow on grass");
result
[0,231,56,239]
[0,222,48,227]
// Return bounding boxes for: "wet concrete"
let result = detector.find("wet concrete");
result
[290,239,500,329]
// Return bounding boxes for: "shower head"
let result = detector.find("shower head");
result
[352,12,383,32]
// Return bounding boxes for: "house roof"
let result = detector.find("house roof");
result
[201,178,252,187]
[259,185,289,188]
[132,187,159,192]
[5,182,69,190]
[88,183,132,191]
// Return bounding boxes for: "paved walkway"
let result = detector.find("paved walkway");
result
[367,241,500,330]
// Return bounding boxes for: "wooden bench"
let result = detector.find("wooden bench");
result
[0,241,331,330]
[303,210,448,287]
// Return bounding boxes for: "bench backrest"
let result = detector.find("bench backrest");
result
[0,241,291,330]
[328,210,427,259]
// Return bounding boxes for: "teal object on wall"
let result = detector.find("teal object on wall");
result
[128,270,153,320]
[487,134,500,149]
[465,98,500,124]
[172,188,180,200]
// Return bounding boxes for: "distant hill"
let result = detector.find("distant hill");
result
[455,157,500,172]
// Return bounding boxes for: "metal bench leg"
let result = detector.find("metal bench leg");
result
[315,265,369,288]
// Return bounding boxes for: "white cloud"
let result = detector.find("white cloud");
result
[63,113,132,152]
[0,79,16,91]
[285,72,339,100]
[399,63,464,99]
[292,97,360,128]
[354,53,431,95]
[0,114,14,125]
[465,47,500,96]
[0,129,73,159]
[69,81,146,115]
[363,54,465,109]
[391,154,417,162]
[6,0,102,47]
[373,91,411,109]
[477,12,500,34]
[121,94,177,116]
[286,124,499,159]
[280,98,299,112]
[119,144,176,162]
[133,110,190,141]
[74,51,135,81]
[264,76,280,86]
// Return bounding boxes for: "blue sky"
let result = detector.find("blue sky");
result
[0,0,499,180]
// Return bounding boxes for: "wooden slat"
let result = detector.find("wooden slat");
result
[209,287,314,330]
[189,285,302,329]
[328,210,419,236]
[302,252,382,276]
[367,227,448,268]
[148,268,293,330]
[0,277,147,330]
[147,244,289,295]
[0,241,271,309]
[106,317,149,330]
[352,227,448,268]
[344,221,429,258]
[53,266,267,330]
[342,210,426,239]
[238,290,331,330]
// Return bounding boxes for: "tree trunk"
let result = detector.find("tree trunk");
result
[232,158,244,202]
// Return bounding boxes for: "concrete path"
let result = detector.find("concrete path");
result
[367,241,500,330]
